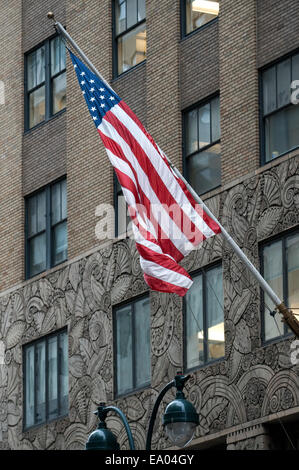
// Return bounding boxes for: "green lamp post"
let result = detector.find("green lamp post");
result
[86,372,199,450]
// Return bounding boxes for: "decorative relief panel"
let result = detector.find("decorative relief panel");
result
[0,155,298,449]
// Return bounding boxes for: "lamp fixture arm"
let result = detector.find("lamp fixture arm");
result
[145,380,175,451]
[104,405,136,450]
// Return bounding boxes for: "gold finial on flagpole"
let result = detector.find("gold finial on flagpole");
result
[47,11,55,21]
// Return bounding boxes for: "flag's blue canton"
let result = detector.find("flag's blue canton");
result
[69,49,121,126]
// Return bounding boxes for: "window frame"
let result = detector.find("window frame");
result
[183,261,224,373]
[259,48,299,165]
[23,327,68,431]
[113,293,151,398]
[114,174,131,238]
[183,93,221,196]
[260,228,299,344]
[24,34,66,132]
[112,0,146,78]
[25,176,67,280]
[180,0,219,39]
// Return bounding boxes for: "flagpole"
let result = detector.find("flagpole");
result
[166,159,299,336]
[47,12,113,92]
[47,13,299,336]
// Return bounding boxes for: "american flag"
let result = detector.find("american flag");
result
[69,50,221,296]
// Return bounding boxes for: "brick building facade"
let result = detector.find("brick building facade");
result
[0,0,299,450]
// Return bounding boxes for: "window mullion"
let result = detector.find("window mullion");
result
[45,338,48,422]
[132,303,136,390]
[57,333,61,417]
[34,344,37,425]
[282,236,289,334]
[202,271,208,364]
[46,186,52,270]
[45,40,51,120]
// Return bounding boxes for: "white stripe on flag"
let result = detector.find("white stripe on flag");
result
[111,105,216,239]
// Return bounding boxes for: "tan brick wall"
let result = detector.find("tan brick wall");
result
[22,0,66,53]
[0,1,24,291]
[66,0,115,260]
[180,20,219,111]
[113,62,147,126]
[23,113,67,195]
[257,0,299,68]
[219,0,259,186]
[2,0,299,291]
[146,0,182,172]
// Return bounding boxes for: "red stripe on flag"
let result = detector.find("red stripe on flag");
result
[103,110,206,245]
[143,273,189,297]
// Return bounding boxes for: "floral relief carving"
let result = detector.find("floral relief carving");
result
[0,156,299,449]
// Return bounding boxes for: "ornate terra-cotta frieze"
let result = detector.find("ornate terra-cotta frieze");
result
[0,154,298,449]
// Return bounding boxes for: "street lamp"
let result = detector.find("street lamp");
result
[85,372,199,450]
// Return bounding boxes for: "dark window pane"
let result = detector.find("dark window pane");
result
[28,196,37,237]
[36,47,45,85]
[198,103,211,148]
[127,0,138,29]
[52,182,61,225]
[292,54,299,81]
[29,85,45,128]
[52,221,68,265]
[186,109,198,155]
[37,191,46,233]
[27,47,45,90]
[188,143,221,195]
[116,0,127,34]
[29,233,46,277]
[36,342,46,424]
[117,194,130,235]
[51,36,66,76]
[134,297,150,387]
[211,96,220,142]
[61,179,67,220]
[263,241,284,341]
[59,332,69,415]
[27,52,36,91]
[52,72,66,115]
[25,346,35,428]
[287,233,299,311]
[265,105,299,161]
[206,266,224,361]
[186,273,204,369]
[116,305,133,395]
[186,0,219,34]
[24,331,68,429]
[263,66,276,115]
[277,58,291,108]
[138,0,146,21]
[117,23,146,74]
[48,336,58,420]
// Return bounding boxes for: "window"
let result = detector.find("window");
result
[25,36,66,130]
[261,52,299,162]
[114,295,151,396]
[183,0,219,36]
[25,179,67,279]
[113,0,146,76]
[261,231,299,342]
[184,264,224,370]
[114,175,131,237]
[23,329,68,429]
[184,96,221,195]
